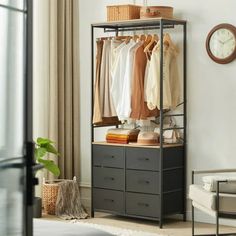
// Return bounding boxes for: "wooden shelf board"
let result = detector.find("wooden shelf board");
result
[92,141,183,149]
[92,17,186,28]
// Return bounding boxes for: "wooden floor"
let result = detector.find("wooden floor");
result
[43,212,236,236]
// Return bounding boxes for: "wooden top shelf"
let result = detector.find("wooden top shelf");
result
[92,17,186,29]
[92,141,183,149]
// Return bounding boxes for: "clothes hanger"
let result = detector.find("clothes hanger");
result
[139,34,147,42]
[115,36,128,40]
[143,34,152,47]
[144,34,159,53]
[163,33,179,53]
[125,36,132,44]
[146,34,152,43]
[132,34,139,42]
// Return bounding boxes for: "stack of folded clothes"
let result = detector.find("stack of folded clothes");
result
[106,128,140,144]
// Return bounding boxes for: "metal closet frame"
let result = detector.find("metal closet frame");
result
[91,17,187,228]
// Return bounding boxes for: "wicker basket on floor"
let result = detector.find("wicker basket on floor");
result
[42,179,63,215]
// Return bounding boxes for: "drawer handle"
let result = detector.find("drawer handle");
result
[104,177,115,181]
[104,198,114,203]
[138,202,149,207]
[138,157,150,161]
[138,180,150,184]
[104,155,115,159]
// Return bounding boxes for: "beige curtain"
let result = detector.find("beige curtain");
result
[48,0,80,179]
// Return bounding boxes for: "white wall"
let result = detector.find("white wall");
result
[79,0,236,224]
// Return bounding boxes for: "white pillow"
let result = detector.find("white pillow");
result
[202,175,236,193]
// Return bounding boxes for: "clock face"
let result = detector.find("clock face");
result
[206,24,236,64]
[209,28,236,59]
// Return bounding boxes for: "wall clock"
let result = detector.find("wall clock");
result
[206,23,236,64]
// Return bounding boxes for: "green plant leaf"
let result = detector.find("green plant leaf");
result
[38,159,60,177]
[37,137,54,145]
[35,147,47,159]
[44,143,59,156]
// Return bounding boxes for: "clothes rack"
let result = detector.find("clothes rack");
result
[91,17,187,228]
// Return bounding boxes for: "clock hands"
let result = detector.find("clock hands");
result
[223,36,233,44]
[217,39,224,45]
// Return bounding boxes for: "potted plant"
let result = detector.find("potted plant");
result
[33,137,60,218]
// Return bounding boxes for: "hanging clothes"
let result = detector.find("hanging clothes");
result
[111,39,137,120]
[118,41,142,121]
[93,40,104,124]
[93,34,181,125]
[100,40,117,117]
[111,39,126,72]
[130,43,159,120]
[145,34,180,110]
[93,39,121,125]
[144,39,158,102]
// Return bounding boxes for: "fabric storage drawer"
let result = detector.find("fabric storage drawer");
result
[126,147,159,171]
[163,168,183,192]
[93,167,124,190]
[93,145,124,168]
[126,170,159,194]
[164,190,183,214]
[126,192,159,218]
[93,188,124,214]
[163,146,184,169]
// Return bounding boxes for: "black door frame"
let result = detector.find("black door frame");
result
[0,0,34,235]
[25,0,34,235]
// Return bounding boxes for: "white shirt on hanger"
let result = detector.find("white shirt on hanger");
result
[111,39,136,120]
[118,41,143,121]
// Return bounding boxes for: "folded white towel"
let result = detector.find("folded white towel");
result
[202,175,236,193]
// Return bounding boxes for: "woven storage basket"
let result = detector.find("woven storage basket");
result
[107,4,141,21]
[42,179,63,215]
[140,6,173,19]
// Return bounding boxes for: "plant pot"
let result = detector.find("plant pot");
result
[33,197,42,218]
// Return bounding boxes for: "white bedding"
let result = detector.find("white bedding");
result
[202,175,236,193]
[34,219,114,236]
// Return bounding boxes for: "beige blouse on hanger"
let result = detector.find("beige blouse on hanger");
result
[145,33,180,110]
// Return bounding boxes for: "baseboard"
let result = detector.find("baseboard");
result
[79,182,91,188]
[79,184,91,212]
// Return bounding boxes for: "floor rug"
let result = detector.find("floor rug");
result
[34,219,166,236]
[72,221,166,236]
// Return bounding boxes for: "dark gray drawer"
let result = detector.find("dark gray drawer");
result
[126,192,159,218]
[126,170,159,194]
[163,168,183,192]
[126,147,159,171]
[163,146,184,169]
[93,145,124,168]
[164,190,183,215]
[93,167,124,190]
[93,188,124,214]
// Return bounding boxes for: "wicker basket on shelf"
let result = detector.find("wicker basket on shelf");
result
[42,179,63,215]
[107,4,141,21]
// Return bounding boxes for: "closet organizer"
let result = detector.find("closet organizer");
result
[91,18,187,228]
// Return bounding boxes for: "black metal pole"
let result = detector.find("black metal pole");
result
[25,0,33,235]
[192,204,195,236]
[159,19,164,229]
[183,22,187,222]
[115,28,119,37]
[91,25,95,218]
[192,171,194,236]
[216,181,220,236]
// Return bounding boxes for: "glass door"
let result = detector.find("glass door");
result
[0,0,33,236]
